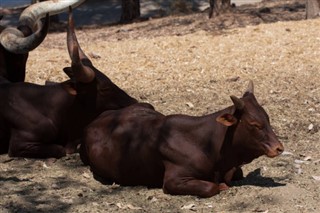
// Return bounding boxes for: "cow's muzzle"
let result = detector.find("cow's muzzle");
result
[264,142,284,158]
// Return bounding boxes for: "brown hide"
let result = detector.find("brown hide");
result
[81,81,284,198]
[0,9,137,158]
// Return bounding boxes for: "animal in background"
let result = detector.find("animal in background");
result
[0,0,85,82]
[80,81,284,197]
[0,7,137,158]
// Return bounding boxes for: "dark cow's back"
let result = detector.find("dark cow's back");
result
[84,103,165,187]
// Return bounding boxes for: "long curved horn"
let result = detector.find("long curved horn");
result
[0,14,49,54]
[0,0,85,54]
[19,0,85,28]
[67,7,95,83]
[67,7,92,67]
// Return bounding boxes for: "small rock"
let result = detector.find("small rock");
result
[181,203,196,210]
[51,183,59,189]
[226,76,240,82]
[294,159,305,164]
[308,108,315,112]
[89,52,101,59]
[308,123,314,131]
[186,102,194,108]
[281,151,294,156]
[312,176,320,181]
[127,204,142,210]
[303,156,312,161]
[82,172,91,179]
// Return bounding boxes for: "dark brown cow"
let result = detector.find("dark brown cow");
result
[80,81,284,198]
[0,0,85,82]
[0,8,137,158]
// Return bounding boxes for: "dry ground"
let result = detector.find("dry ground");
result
[0,0,319,212]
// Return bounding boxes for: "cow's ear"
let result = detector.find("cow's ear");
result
[63,67,74,79]
[216,114,238,126]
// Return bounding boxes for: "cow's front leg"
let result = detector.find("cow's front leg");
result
[162,168,220,198]
[9,141,66,158]
[223,167,244,185]
[8,133,66,158]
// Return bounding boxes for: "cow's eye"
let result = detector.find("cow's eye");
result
[255,124,263,130]
[250,122,263,130]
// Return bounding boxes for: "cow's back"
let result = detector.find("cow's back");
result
[83,103,166,187]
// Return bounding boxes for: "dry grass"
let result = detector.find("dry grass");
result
[1,0,320,212]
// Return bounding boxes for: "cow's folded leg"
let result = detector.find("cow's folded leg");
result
[8,141,66,159]
[231,167,244,181]
[163,175,220,198]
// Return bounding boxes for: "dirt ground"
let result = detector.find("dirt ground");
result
[1,0,320,212]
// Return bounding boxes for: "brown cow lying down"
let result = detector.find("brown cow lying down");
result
[80,81,284,197]
[0,8,137,158]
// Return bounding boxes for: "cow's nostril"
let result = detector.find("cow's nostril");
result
[277,147,284,154]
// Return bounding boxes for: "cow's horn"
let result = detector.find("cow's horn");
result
[245,80,254,94]
[230,95,245,110]
[19,0,85,28]
[70,41,94,83]
[68,7,95,83]
[0,14,49,54]
[67,7,92,66]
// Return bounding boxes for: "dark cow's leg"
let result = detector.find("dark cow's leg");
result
[231,167,244,181]
[162,167,220,198]
[8,141,66,158]
[79,142,90,165]
[223,167,244,185]
[8,133,66,158]
[0,128,10,154]
[0,138,9,154]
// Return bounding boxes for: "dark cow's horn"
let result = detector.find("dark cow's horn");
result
[245,80,254,94]
[67,7,95,83]
[0,0,85,54]
[230,95,245,110]
[0,14,49,54]
[67,7,93,66]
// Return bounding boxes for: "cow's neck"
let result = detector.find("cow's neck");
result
[210,106,246,174]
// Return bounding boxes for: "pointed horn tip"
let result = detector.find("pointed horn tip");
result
[246,80,254,94]
[68,6,73,22]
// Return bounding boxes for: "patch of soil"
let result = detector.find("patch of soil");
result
[1,0,319,212]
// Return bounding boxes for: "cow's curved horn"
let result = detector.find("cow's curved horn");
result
[19,0,85,28]
[0,14,49,54]
[0,0,85,54]
[67,7,95,83]
[245,80,254,94]
[67,7,91,65]
[230,95,245,110]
